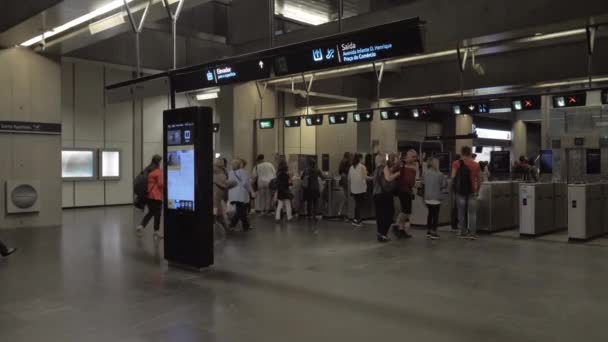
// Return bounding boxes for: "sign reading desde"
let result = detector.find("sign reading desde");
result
[258,119,275,129]
[475,128,512,141]
[553,93,586,108]
[353,111,373,122]
[166,122,196,211]
[305,115,324,126]
[0,121,61,135]
[173,58,272,93]
[512,96,541,111]
[329,113,348,124]
[273,18,423,76]
[284,117,301,127]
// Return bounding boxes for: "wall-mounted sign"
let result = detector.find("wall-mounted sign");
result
[213,123,220,133]
[62,149,97,181]
[305,115,324,126]
[284,117,301,127]
[0,121,61,135]
[173,58,272,93]
[475,128,512,141]
[329,113,348,125]
[100,150,121,180]
[512,96,541,111]
[602,89,608,105]
[353,111,373,122]
[539,150,553,174]
[273,18,423,76]
[452,102,489,115]
[258,119,275,129]
[553,93,586,108]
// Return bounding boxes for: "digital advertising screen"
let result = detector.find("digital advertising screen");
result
[166,123,196,211]
[490,151,511,174]
[539,150,553,174]
[62,149,96,180]
[586,149,601,175]
[100,150,120,179]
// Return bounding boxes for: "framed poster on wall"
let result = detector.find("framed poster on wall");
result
[62,149,97,181]
[99,149,121,180]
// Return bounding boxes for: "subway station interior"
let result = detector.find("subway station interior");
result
[1,0,608,341]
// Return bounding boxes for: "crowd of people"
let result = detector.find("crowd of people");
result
[133,146,486,244]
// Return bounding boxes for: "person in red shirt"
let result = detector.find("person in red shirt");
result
[137,155,164,240]
[451,146,482,240]
[395,150,418,239]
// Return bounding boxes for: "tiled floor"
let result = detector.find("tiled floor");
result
[1,206,608,341]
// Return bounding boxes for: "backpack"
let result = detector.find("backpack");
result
[133,171,148,209]
[454,160,472,196]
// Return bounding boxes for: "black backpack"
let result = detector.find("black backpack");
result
[133,171,148,209]
[454,160,472,196]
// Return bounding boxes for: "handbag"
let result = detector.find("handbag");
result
[377,168,397,194]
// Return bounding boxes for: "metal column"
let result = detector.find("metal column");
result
[161,0,185,69]
[124,0,152,77]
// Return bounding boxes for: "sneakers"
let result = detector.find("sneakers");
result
[427,232,440,240]
[377,234,390,243]
[135,225,144,236]
[352,220,362,227]
[466,234,478,240]
[1,247,17,257]
[153,231,164,240]
[458,231,478,240]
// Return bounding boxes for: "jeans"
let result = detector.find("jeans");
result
[256,185,273,212]
[230,202,250,230]
[141,199,162,231]
[374,193,394,237]
[275,199,293,220]
[426,204,441,233]
[352,193,366,222]
[456,194,478,235]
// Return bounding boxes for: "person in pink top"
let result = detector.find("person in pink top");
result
[137,155,164,240]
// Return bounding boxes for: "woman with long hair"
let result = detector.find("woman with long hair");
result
[373,153,401,242]
[136,155,164,240]
[228,159,254,231]
[275,161,294,222]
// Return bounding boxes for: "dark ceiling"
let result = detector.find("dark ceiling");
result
[0,0,62,32]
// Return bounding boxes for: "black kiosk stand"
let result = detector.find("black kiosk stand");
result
[163,106,214,270]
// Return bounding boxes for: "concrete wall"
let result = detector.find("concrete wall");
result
[0,48,61,229]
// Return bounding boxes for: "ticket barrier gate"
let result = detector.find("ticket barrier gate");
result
[568,183,608,241]
[519,183,567,236]
[477,182,517,232]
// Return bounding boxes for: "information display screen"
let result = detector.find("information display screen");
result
[62,150,96,180]
[539,150,553,174]
[273,19,423,76]
[490,151,511,174]
[586,149,601,175]
[166,123,196,211]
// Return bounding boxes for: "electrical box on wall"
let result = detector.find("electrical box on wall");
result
[6,180,41,214]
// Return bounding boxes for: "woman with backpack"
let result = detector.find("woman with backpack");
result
[373,153,401,242]
[136,155,164,240]
[214,158,237,232]
[301,159,323,219]
[348,153,369,227]
[228,159,255,231]
[274,162,294,222]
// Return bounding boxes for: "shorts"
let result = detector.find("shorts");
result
[398,192,413,215]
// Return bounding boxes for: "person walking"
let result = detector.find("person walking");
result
[395,150,418,239]
[275,161,293,222]
[301,159,324,219]
[338,152,352,219]
[253,154,276,215]
[423,157,448,240]
[0,239,16,258]
[348,153,369,227]
[373,153,401,242]
[136,155,164,240]
[452,146,482,240]
[229,159,254,231]
[213,158,237,232]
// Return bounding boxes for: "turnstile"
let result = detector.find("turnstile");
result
[568,183,604,240]
[520,183,556,236]
[477,181,515,232]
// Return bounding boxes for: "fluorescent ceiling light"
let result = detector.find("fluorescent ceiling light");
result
[277,4,330,26]
[89,12,126,35]
[196,92,219,101]
[20,0,136,47]
[311,103,357,111]
[489,107,512,114]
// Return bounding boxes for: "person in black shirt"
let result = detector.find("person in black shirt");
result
[338,152,352,219]
[301,159,324,219]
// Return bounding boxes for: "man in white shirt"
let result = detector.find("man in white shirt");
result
[253,154,276,215]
